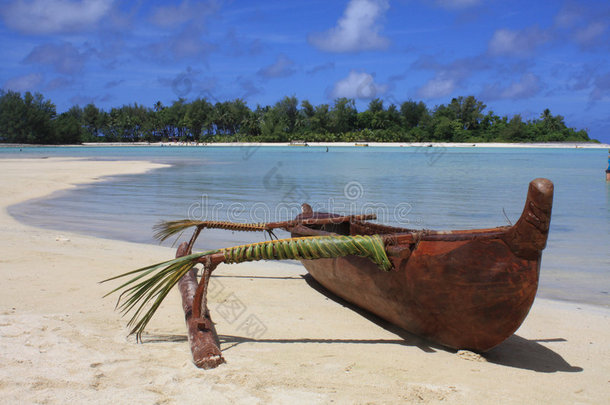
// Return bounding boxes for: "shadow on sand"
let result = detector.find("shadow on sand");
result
[483,336,582,373]
[303,274,582,373]
[141,274,582,373]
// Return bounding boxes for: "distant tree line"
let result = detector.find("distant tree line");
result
[0,89,595,144]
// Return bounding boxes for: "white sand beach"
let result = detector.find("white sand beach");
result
[78,141,610,149]
[0,158,608,404]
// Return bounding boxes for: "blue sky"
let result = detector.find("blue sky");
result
[1,0,609,142]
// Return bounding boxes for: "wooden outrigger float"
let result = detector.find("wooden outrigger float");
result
[104,178,553,369]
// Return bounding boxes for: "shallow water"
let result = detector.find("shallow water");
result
[4,145,609,307]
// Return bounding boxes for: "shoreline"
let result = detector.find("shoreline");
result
[1,141,609,149]
[157,141,610,149]
[5,156,609,310]
[1,158,609,403]
[8,171,609,311]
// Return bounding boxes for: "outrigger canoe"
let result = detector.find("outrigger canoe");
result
[290,178,554,352]
[104,178,553,368]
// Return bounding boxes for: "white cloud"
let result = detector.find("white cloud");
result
[591,72,610,101]
[412,55,490,99]
[46,77,74,91]
[4,73,44,92]
[488,29,520,55]
[435,0,481,9]
[309,0,390,52]
[417,75,456,99]
[171,30,214,59]
[488,27,550,57]
[553,3,610,48]
[238,77,263,99]
[329,71,388,99]
[554,3,581,28]
[23,43,89,75]
[70,94,100,105]
[481,73,542,100]
[104,79,125,89]
[142,25,215,62]
[307,62,335,75]
[149,0,220,28]
[257,54,296,79]
[574,22,607,45]
[500,73,541,99]
[1,0,113,35]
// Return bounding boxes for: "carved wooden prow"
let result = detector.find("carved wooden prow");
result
[301,203,313,218]
[503,178,554,260]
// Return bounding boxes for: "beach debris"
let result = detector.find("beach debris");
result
[456,350,487,362]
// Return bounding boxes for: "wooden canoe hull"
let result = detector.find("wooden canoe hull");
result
[292,178,553,352]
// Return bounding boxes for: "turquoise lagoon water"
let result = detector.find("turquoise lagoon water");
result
[3,145,609,307]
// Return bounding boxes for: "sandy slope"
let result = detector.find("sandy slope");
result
[0,158,608,404]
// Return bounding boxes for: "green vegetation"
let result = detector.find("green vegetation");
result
[0,90,595,144]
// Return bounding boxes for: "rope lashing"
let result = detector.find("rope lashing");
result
[153,215,378,243]
[154,220,268,242]
[220,235,392,272]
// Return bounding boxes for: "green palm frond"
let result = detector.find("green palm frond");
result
[101,250,219,341]
[222,234,392,271]
[153,220,206,242]
[103,235,391,341]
